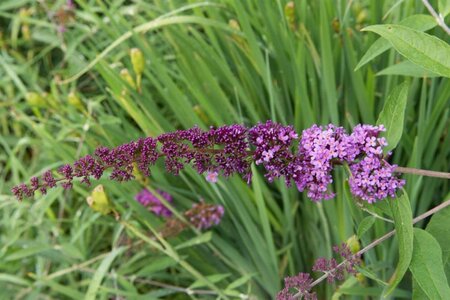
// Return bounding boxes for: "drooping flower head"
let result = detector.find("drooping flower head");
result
[12,122,405,204]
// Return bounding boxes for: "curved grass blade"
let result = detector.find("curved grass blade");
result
[84,247,126,300]
[60,16,236,84]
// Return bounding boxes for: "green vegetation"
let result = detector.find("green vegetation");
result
[0,0,449,298]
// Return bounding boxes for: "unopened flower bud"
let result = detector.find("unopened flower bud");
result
[19,8,31,19]
[120,68,136,89]
[68,91,84,111]
[356,9,368,24]
[228,19,241,31]
[284,1,296,30]
[21,25,31,41]
[355,272,366,284]
[25,92,46,107]
[352,2,363,15]
[228,19,246,48]
[130,48,145,76]
[193,105,210,125]
[332,18,340,34]
[346,235,360,254]
[87,185,118,218]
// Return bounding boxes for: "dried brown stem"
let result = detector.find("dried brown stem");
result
[394,166,450,179]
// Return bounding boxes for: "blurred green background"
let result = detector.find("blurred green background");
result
[0,0,448,299]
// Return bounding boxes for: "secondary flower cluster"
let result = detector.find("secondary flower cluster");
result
[12,122,404,203]
[185,201,225,229]
[277,243,361,300]
[161,203,224,238]
[277,273,316,300]
[135,188,173,217]
[134,188,224,234]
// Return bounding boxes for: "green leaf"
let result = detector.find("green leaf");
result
[225,273,256,291]
[0,273,30,286]
[426,204,450,281]
[362,25,450,77]
[357,266,388,286]
[332,276,358,299]
[357,216,376,238]
[376,61,440,78]
[5,244,54,261]
[355,15,435,70]
[189,273,231,289]
[43,280,85,300]
[409,229,450,299]
[84,247,125,300]
[376,81,410,152]
[413,278,429,300]
[439,0,450,17]
[136,256,178,276]
[174,232,213,250]
[384,192,413,296]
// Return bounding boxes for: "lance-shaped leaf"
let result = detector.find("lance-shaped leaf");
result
[355,15,435,70]
[384,192,413,296]
[362,25,450,78]
[376,81,410,152]
[410,229,450,299]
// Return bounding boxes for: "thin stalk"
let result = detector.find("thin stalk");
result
[421,0,450,35]
[394,166,450,179]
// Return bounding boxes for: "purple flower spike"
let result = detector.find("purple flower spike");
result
[209,124,251,179]
[135,188,173,217]
[12,122,405,204]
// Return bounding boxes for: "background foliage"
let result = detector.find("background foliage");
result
[0,0,449,299]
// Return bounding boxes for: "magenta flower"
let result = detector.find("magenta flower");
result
[135,188,173,217]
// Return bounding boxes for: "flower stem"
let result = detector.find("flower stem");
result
[294,198,450,298]
[394,166,450,179]
[421,0,450,35]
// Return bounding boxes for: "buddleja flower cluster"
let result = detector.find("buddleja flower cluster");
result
[135,188,224,231]
[12,121,404,203]
[277,243,361,300]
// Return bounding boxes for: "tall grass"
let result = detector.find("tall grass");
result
[0,0,448,298]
